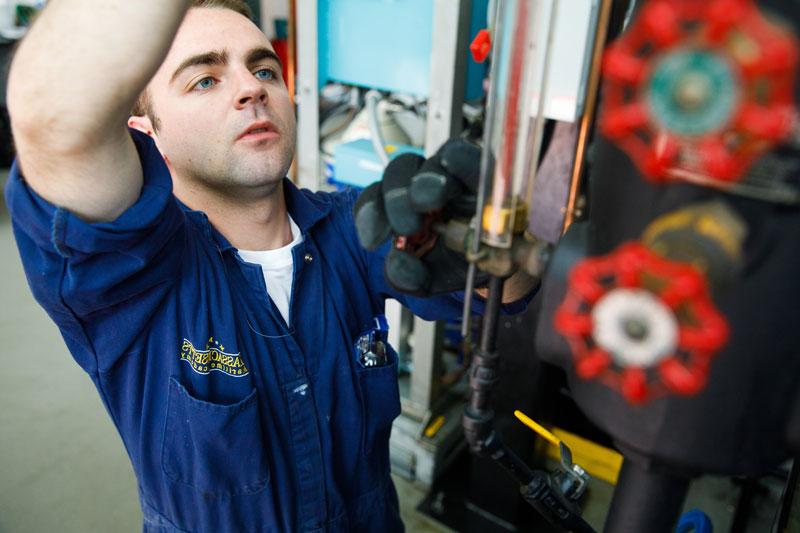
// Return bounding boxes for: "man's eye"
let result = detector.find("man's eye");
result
[254,68,276,81]
[193,77,216,90]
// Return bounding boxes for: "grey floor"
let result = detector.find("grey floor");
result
[0,184,794,533]
[0,199,139,532]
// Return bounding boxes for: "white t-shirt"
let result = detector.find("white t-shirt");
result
[237,217,303,326]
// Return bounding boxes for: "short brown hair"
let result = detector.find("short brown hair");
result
[131,0,254,128]
[190,0,253,20]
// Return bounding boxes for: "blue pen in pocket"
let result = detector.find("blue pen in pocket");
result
[355,315,390,368]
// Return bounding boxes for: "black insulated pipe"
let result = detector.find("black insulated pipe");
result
[603,458,691,533]
[462,274,539,487]
[463,275,509,456]
[480,275,505,352]
[467,275,505,416]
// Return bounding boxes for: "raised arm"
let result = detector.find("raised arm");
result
[7,0,191,222]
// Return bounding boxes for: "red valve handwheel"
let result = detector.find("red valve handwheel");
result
[600,0,798,183]
[554,243,730,405]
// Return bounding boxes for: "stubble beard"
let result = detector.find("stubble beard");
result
[191,142,294,200]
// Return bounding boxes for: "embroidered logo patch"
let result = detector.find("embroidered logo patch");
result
[179,337,250,377]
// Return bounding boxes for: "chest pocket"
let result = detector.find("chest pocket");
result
[161,378,270,498]
[357,345,401,456]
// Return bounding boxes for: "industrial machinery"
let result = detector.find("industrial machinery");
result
[294,0,800,530]
[448,0,800,531]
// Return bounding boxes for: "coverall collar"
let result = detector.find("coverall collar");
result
[178,177,334,253]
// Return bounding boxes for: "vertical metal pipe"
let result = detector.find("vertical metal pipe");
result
[480,275,505,353]
[461,0,503,341]
[562,0,615,234]
[467,275,504,415]
[520,0,559,210]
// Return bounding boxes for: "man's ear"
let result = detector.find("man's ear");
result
[128,115,171,168]
[128,115,156,138]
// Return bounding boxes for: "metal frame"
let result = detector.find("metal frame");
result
[425,0,471,155]
[394,0,473,486]
[294,0,321,191]
[562,0,614,233]
[404,0,472,423]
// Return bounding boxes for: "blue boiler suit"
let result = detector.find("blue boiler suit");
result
[6,130,529,532]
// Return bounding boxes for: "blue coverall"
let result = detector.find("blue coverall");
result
[6,130,526,532]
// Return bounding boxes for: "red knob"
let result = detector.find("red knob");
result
[470,29,492,64]
[555,242,730,405]
[599,0,799,184]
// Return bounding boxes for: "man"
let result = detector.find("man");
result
[5,1,535,531]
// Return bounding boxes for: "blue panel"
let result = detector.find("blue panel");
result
[333,139,424,189]
[319,0,434,96]
[318,0,487,100]
[466,0,489,101]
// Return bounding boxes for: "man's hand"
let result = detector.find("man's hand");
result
[354,139,486,296]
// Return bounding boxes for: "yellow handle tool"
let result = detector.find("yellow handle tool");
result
[514,410,561,447]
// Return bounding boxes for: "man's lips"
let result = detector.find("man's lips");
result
[237,121,280,142]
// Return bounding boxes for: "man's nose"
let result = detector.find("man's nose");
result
[234,74,268,110]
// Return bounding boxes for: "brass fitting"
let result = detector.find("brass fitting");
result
[482,199,529,245]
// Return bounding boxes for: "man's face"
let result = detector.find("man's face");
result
[142,8,296,196]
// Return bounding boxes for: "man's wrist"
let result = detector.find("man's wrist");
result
[473,270,539,305]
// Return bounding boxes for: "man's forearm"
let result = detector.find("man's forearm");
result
[8,0,191,149]
[475,270,539,304]
[500,270,539,304]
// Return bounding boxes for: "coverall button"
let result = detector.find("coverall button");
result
[304,253,313,263]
